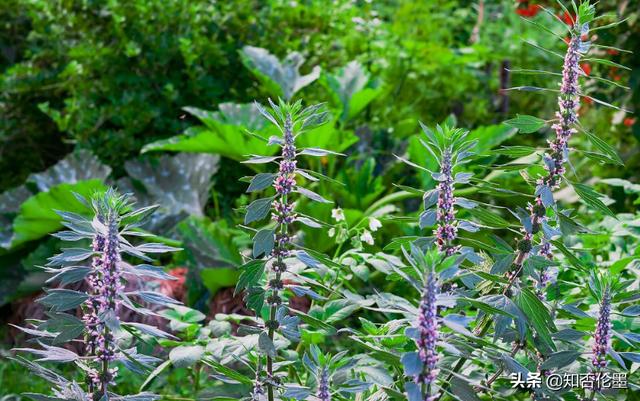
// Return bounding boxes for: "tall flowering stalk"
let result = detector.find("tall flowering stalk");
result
[506,3,597,295]
[399,124,479,401]
[238,99,338,401]
[13,189,179,401]
[591,288,612,368]
[416,269,439,401]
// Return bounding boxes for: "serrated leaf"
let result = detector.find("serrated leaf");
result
[504,115,546,133]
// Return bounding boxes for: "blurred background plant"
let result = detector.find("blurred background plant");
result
[0,0,638,399]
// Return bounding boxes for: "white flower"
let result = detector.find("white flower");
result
[331,208,345,222]
[368,217,382,232]
[360,230,374,245]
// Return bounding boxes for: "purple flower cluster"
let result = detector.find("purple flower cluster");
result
[542,36,582,189]
[434,150,458,256]
[317,366,331,401]
[270,113,296,280]
[592,290,612,368]
[84,214,123,393]
[416,270,439,400]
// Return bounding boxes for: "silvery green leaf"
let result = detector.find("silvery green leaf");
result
[296,187,331,203]
[45,266,91,286]
[405,382,422,401]
[455,172,473,184]
[539,350,580,370]
[552,329,586,342]
[240,46,320,100]
[455,198,477,209]
[541,221,561,239]
[14,343,79,363]
[278,308,301,342]
[442,314,474,336]
[38,289,88,311]
[296,216,322,228]
[169,345,204,368]
[99,309,121,331]
[401,352,422,376]
[298,148,344,157]
[28,149,111,192]
[245,196,275,224]
[458,220,479,233]
[258,332,277,357]
[46,248,94,267]
[536,184,554,207]
[124,153,219,218]
[451,377,482,401]
[297,250,322,268]
[423,189,439,209]
[283,386,311,400]
[247,173,276,193]
[242,155,280,164]
[125,264,177,281]
[135,291,181,306]
[135,243,182,254]
[501,354,529,376]
[419,210,436,229]
[253,228,275,258]
[290,286,325,300]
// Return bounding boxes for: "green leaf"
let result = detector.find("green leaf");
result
[539,350,580,370]
[584,131,623,166]
[252,229,275,258]
[258,332,277,357]
[38,289,88,311]
[504,115,546,134]
[10,180,106,248]
[515,289,556,352]
[169,345,204,368]
[247,173,276,193]
[571,182,616,218]
[244,196,275,225]
[235,260,266,294]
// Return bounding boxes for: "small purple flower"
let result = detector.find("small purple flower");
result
[434,150,458,256]
[591,290,612,368]
[317,366,331,401]
[416,269,439,398]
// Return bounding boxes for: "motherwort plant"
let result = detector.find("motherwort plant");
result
[236,99,342,401]
[13,189,180,401]
[398,124,479,401]
[506,1,627,294]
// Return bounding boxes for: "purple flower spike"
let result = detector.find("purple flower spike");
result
[435,150,458,256]
[416,269,439,397]
[592,290,612,368]
[270,113,297,265]
[544,36,582,189]
[317,366,331,401]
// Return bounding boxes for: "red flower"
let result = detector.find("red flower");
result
[581,63,592,76]
[624,118,636,127]
[559,11,575,25]
[517,3,541,17]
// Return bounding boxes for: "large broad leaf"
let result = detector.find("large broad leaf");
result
[320,61,383,122]
[123,153,219,218]
[240,46,321,100]
[141,103,278,162]
[10,180,106,248]
[515,289,557,352]
[1,150,110,249]
[28,149,111,192]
